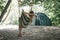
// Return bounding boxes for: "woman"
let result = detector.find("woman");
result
[18,10,36,37]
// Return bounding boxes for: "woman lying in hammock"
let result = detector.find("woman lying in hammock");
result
[18,10,36,37]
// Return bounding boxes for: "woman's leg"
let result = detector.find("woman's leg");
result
[18,25,22,37]
[18,17,22,37]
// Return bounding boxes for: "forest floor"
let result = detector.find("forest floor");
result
[0,25,60,40]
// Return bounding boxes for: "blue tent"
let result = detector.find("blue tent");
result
[35,12,52,26]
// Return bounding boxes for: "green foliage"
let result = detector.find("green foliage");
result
[43,0,60,26]
[0,0,5,14]
[19,0,42,6]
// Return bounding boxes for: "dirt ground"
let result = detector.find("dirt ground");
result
[0,25,60,40]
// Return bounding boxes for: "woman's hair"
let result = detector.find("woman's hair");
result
[30,11,34,14]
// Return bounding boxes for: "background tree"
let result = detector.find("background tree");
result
[0,0,11,22]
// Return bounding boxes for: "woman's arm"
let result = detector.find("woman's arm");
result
[29,14,37,16]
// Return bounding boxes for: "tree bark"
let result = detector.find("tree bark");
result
[0,0,11,22]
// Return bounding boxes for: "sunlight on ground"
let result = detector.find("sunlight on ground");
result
[0,25,18,29]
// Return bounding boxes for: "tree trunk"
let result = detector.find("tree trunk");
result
[0,0,11,22]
